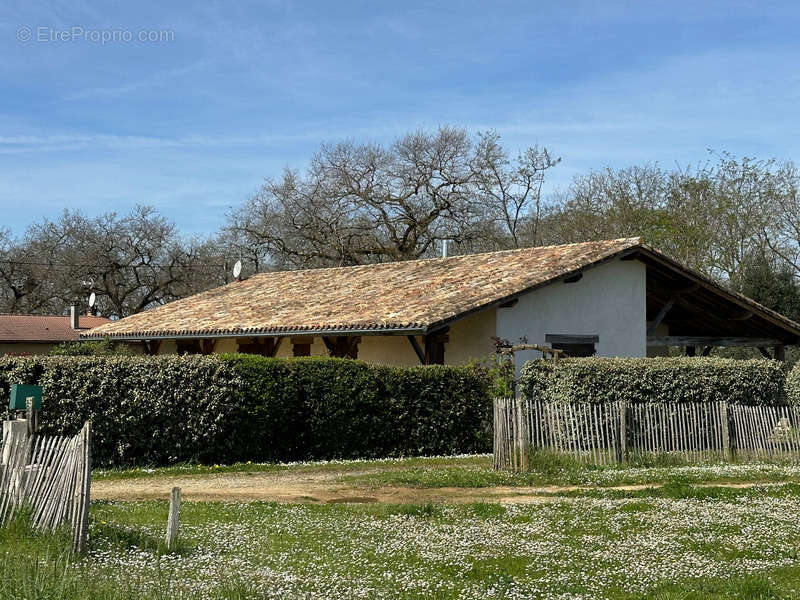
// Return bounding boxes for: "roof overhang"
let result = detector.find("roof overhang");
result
[82,325,427,342]
[632,247,800,343]
[0,339,72,344]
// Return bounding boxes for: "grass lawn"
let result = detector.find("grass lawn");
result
[340,460,800,489]
[6,457,800,599]
[95,453,800,490]
[92,454,495,481]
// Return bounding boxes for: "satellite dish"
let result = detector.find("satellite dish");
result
[88,292,96,308]
[233,260,242,280]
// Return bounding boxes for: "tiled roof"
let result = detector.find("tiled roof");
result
[83,238,642,339]
[0,314,111,343]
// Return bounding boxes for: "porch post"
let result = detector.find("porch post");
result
[774,344,786,362]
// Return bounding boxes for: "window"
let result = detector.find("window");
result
[545,334,599,357]
[176,340,202,355]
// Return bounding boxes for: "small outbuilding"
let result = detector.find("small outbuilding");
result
[82,238,800,368]
[0,309,111,355]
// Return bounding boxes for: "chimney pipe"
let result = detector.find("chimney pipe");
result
[70,304,79,329]
[442,239,449,258]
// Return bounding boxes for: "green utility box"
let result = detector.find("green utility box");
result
[9,384,42,411]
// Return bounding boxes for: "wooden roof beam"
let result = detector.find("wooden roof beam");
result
[646,296,676,336]
[668,296,775,337]
[407,335,425,364]
[730,311,754,321]
[647,336,783,347]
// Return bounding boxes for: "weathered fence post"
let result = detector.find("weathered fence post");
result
[514,396,529,472]
[719,401,731,461]
[165,487,182,551]
[72,421,92,553]
[616,401,627,463]
[1,419,27,463]
[25,397,39,437]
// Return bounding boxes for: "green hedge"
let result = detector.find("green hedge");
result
[0,355,491,467]
[519,357,788,406]
[786,363,800,405]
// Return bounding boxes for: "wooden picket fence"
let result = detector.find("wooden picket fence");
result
[494,397,800,470]
[0,421,91,551]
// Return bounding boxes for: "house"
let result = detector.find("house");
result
[81,238,800,369]
[0,307,111,355]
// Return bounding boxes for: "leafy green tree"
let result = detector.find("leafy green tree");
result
[731,254,800,323]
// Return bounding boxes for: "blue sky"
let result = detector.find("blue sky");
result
[1,1,799,235]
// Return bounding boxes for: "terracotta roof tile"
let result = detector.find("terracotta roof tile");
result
[83,238,641,339]
[0,314,111,343]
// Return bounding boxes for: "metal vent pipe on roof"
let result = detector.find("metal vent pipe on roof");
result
[442,239,449,258]
[70,304,79,329]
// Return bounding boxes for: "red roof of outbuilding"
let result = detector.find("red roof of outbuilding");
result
[0,314,111,343]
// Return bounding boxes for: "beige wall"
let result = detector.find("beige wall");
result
[359,335,420,366]
[212,338,238,353]
[156,339,178,355]
[273,337,328,358]
[445,308,497,365]
[0,342,56,355]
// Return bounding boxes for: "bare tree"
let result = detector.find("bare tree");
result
[739,158,800,276]
[546,164,669,244]
[0,207,225,317]
[226,127,558,268]
[473,131,560,248]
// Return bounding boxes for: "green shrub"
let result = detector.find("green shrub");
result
[786,363,800,405]
[466,354,514,397]
[0,355,491,467]
[50,339,136,356]
[223,355,491,461]
[519,357,787,406]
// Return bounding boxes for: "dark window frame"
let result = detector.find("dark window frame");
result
[545,334,599,357]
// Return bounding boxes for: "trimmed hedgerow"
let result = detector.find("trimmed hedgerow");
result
[225,355,491,461]
[786,363,800,405]
[0,355,243,467]
[519,357,788,406]
[0,354,491,467]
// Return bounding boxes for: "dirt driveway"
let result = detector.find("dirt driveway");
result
[92,469,668,504]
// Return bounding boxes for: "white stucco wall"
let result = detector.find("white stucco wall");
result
[495,258,647,373]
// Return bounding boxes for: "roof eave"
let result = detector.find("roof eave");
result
[80,325,427,341]
[631,246,800,341]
